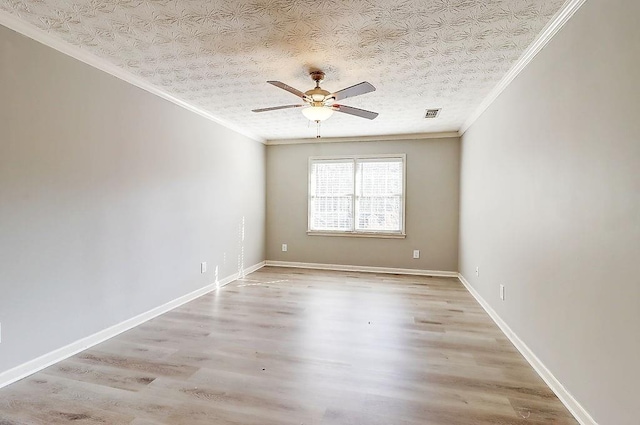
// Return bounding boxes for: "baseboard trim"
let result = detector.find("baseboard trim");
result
[265,260,457,277]
[0,261,266,390]
[457,273,598,425]
[266,132,460,145]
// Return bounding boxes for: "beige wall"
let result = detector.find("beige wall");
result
[459,1,640,424]
[266,138,460,271]
[0,26,265,374]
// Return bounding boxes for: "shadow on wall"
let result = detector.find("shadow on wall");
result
[238,216,245,279]
[211,216,247,290]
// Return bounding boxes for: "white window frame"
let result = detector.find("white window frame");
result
[307,154,406,238]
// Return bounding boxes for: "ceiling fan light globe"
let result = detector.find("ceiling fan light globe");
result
[302,106,334,121]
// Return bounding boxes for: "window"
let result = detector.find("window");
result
[308,155,406,237]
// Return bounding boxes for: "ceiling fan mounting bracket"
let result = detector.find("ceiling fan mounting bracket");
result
[310,71,325,86]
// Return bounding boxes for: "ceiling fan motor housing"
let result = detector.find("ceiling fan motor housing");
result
[305,71,333,103]
[305,88,332,104]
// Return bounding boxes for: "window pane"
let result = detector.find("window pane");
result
[356,160,403,232]
[310,161,354,231]
[310,195,353,231]
[357,196,402,231]
[359,160,403,196]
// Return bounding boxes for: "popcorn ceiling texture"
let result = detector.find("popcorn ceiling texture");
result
[0,0,565,140]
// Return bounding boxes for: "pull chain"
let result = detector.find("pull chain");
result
[316,120,321,138]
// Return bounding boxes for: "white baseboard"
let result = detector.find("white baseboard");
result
[265,260,457,278]
[0,261,596,425]
[0,261,266,390]
[457,273,597,425]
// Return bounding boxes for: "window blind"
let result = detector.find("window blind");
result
[309,155,405,236]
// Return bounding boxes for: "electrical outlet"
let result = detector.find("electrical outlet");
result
[201,262,207,273]
[475,267,479,277]
[282,244,288,252]
[413,250,420,259]
[500,284,505,300]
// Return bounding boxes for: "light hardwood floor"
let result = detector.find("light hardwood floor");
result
[0,267,578,424]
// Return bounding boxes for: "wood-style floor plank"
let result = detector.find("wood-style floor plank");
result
[0,267,578,424]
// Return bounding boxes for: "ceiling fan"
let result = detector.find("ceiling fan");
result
[252,71,378,131]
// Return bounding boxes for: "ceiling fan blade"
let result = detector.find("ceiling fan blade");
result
[267,81,308,99]
[332,104,379,120]
[252,104,305,113]
[331,82,376,101]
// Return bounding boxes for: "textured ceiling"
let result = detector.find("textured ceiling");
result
[0,0,566,140]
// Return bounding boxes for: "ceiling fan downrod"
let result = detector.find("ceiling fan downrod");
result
[310,71,325,88]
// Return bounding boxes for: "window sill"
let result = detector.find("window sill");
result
[307,231,406,239]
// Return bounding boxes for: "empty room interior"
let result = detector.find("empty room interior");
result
[0,0,638,424]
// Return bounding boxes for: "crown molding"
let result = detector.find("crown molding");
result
[1,0,586,145]
[459,0,588,136]
[0,13,265,144]
[266,131,460,146]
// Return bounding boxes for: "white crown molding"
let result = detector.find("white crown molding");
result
[459,0,588,136]
[457,273,598,425]
[0,261,266,390]
[0,13,265,144]
[266,131,460,146]
[265,260,458,277]
[2,0,584,144]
